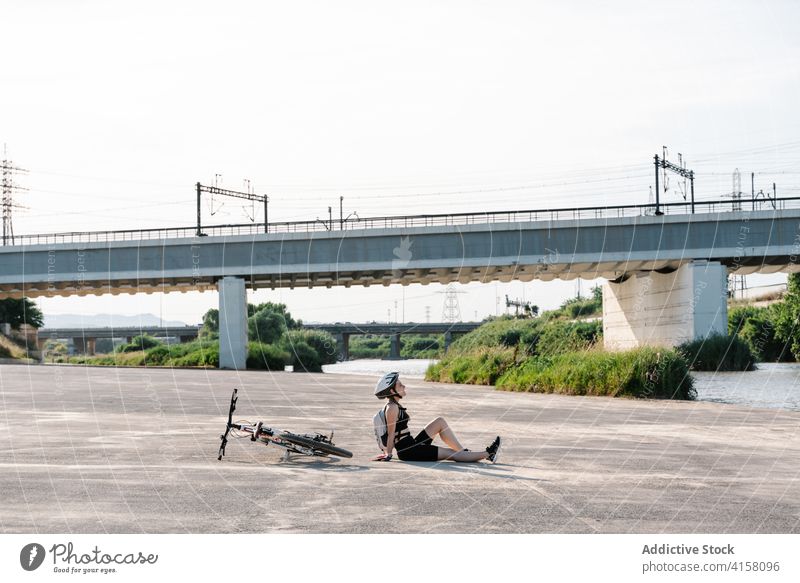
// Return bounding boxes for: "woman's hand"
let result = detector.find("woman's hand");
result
[372,452,393,461]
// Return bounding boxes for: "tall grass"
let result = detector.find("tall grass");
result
[427,346,695,400]
[677,333,756,372]
[426,347,516,385]
[497,347,695,399]
[61,339,220,367]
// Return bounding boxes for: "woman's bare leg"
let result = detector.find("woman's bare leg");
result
[436,447,489,462]
[424,417,464,451]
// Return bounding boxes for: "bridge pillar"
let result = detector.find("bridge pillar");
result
[444,331,453,353]
[388,333,402,360]
[335,333,350,361]
[603,260,728,351]
[218,276,248,370]
[86,338,96,355]
[73,337,86,354]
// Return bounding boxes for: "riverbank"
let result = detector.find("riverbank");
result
[324,358,800,412]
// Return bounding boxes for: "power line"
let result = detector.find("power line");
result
[1,146,28,246]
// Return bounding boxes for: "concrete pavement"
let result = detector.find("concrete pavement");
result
[0,364,798,533]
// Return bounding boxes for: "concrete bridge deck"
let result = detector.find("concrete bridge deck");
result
[0,365,797,533]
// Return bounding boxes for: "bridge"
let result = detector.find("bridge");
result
[37,326,201,354]
[303,322,481,359]
[2,197,798,368]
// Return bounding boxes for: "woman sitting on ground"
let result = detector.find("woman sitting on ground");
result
[372,371,501,463]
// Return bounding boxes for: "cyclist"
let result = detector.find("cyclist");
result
[372,371,501,463]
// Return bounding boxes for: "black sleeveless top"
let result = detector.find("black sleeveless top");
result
[386,401,411,444]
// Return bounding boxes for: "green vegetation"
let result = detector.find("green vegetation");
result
[446,313,601,358]
[348,333,444,359]
[0,298,44,329]
[497,348,694,399]
[401,335,442,359]
[349,334,389,358]
[426,347,516,385]
[58,339,220,367]
[772,273,800,361]
[247,342,290,370]
[728,305,792,362]
[57,303,336,371]
[677,333,757,372]
[116,334,163,353]
[280,329,338,372]
[427,288,694,400]
[547,285,603,319]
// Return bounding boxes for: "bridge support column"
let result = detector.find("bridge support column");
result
[86,338,96,355]
[603,260,728,351]
[73,337,86,354]
[335,333,350,361]
[388,333,402,360]
[444,331,453,353]
[218,276,248,370]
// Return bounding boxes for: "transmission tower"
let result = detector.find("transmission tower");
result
[728,274,747,299]
[1,147,28,246]
[438,284,465,323]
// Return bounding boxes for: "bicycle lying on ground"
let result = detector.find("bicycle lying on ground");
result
[217,388,353,462]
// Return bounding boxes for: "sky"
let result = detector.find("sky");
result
[2,1,799,325]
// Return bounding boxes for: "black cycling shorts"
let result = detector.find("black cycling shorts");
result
[395,430,439,462]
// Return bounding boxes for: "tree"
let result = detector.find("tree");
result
[773,273,800,359]
[247,302,301,329]
[247,308,287,344]
[200,308,219,339]
[0,298,44,329]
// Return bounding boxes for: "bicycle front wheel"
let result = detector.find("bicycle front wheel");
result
[279,433,353,458]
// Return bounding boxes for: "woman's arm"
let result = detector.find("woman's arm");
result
[383,402,398,458]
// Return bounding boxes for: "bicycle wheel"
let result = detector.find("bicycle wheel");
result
[279,433,353,458]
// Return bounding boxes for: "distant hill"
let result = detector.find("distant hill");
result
[43,313,191,329]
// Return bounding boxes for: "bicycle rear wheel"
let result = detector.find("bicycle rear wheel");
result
[279,433,353,458]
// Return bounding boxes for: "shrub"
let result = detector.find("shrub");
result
[729,305,793,362]
[283,340,322,372]
[677,333,756,371]
[284,329,339,365]
[169,343,219,367]
[349,335,391,358]
[449,316,543,354]
[534,320,602,356]
[247,342,290,370]
[144,345,171,365]
[118,334,163,353]
[400,335,442,358]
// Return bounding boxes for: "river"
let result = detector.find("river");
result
[323,359,800,412]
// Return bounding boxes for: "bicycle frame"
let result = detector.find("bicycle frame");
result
[217,388,345,461]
